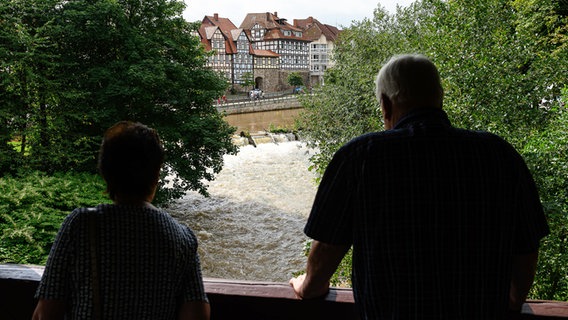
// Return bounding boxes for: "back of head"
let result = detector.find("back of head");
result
[98,121,164,201]
[375,54,443,109]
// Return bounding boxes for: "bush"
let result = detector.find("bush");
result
[523,87,568,300]
[0,171,110,264]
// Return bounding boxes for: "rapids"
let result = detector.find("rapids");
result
[169,141,318,282]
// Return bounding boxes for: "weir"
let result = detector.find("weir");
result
[231,132,299,146]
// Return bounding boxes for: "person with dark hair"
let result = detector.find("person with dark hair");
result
[33,121,210,320]
[290,54,549,319]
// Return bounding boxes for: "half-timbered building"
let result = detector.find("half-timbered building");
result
[198,14,254,89]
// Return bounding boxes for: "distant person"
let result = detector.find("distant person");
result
[290,54,549,319]
[33,121,210,320]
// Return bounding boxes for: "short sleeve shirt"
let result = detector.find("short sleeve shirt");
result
[36,204,207,320]
[305,108,549,319]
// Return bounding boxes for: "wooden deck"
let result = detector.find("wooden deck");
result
[1,264,567,319]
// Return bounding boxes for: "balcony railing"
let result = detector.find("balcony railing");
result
[1,264,568,320]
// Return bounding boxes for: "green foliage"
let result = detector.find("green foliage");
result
[267,123,295,134]
[0,172,110,264]
[241,71,255,90]
[298,0,568,299]
[299,0,566,171]
[287,72,304,87]
[0,0,60,175]
[522,87,568,300]
[0,0,237,201]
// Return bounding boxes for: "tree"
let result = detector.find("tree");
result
[297,7,401,176]
[300,0,566,173]
[522,87,568,300]
[0,0,237,201]
[0,0,63,174]
[241,71,255,90]
[287,72,304,92]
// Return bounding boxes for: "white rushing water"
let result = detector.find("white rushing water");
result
[168,141,318,282]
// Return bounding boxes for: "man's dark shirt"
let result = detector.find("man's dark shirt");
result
[304,108,549,319]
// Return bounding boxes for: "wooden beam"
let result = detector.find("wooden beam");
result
[1,264,567,320]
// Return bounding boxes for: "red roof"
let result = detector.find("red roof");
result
[239,12,308,42]
[293,16,341,42]
[199,14,242,54]
[252,49,280,57]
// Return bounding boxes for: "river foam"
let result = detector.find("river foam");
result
[169,141,318,282]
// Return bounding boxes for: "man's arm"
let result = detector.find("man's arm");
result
[32,299,65,320]
[289,240,350,299]
[178,301,210,320]
[509,250,539,312]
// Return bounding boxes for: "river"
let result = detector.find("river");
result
[168,140,318,282]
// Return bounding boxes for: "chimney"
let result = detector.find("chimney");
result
[274,12,278,18]
[214,13,219,21]
[309,16,314,23]
[267,12,271,21]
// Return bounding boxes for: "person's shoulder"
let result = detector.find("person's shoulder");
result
[156,209,199,243]
[338,130,400,153]
[54,206,101,235]
[343,131,387,147]
[457,128,517,148]
[64,206,97,222]
[455,128,527,164]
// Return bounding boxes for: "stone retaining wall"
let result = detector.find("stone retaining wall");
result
[217,96,302,115]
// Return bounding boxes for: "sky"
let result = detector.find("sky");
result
[182,0,416,28]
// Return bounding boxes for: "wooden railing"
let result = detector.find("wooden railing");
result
[1,264,568,320]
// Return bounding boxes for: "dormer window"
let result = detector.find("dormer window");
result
[283,30,291,36]
[252,24,265,40]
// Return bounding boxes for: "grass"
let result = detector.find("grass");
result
[0,171,110,264]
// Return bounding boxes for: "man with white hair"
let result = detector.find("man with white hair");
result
[290,54,549,319]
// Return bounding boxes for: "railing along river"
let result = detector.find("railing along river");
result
[216,94,302,115]
[2,264,568,320]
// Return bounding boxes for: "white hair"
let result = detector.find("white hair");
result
[375,54,443,108]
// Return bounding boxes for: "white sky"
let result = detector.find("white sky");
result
[182,0,416,28]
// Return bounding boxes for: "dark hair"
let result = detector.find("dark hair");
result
[98,121,165,201]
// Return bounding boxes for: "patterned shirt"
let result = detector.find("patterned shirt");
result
[36,204,207,319]
[305,108,549,319]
